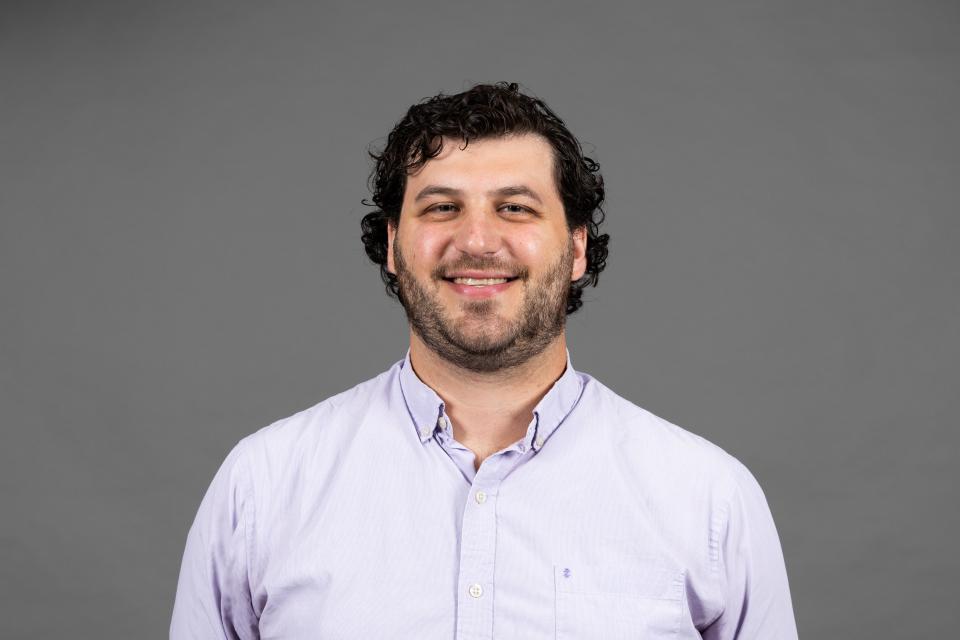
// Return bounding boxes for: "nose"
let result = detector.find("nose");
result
[452,206,503,257]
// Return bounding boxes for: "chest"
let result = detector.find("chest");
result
[253,444,702,639]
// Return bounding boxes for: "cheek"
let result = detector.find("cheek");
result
[400,228,446,273]
[419,233,448,257]
[508,231,556,264]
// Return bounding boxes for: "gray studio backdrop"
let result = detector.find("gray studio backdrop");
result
[2,1,958,638]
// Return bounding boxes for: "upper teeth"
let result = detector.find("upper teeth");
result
[452,277,510,285]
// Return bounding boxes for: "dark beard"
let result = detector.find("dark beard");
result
[393,241,572,373]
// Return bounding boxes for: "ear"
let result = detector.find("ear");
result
[571,225,587,281]
[386,218,397,275]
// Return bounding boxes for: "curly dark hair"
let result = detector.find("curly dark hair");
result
[361,82,609,315]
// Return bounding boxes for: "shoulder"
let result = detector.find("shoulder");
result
[231,361,402,482]
[577,373,757,499]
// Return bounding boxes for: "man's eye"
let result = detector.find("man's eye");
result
[500,204,531,214]
[427,204,458,214]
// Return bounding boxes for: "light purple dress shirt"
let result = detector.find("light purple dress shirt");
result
[171,351,798,639]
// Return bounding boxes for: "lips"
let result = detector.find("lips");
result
[443,272,518,280]
[447,276,514,286]
[442,275,518,298]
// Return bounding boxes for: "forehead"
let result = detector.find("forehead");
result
[404,133,558,196]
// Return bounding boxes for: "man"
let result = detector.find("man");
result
[171,82,798,639]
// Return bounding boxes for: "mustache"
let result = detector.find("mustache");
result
[432,260,530,280]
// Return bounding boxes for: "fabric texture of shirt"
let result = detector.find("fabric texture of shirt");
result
[171,351,798,639]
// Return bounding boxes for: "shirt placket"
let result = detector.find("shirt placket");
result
[454,449,517,640]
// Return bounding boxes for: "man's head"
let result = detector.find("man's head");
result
[361,82,609,372]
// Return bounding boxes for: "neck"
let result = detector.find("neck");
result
[408,333,569,468]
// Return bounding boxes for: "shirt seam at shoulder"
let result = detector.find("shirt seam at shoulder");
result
[702,499,730,630]
[238,437,258,610]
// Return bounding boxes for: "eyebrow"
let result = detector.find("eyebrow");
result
[413,184,544,204]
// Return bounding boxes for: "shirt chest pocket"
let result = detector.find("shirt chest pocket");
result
[553,561,685,640]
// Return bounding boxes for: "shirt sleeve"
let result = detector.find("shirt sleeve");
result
[702,460,799,640]
[170,439,259,640]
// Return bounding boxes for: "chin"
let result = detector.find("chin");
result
[450,316,513,338]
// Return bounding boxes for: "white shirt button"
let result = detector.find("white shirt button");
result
[534,436,544,448]
[437,415,447,429]
[420,426,432,438]
[475,490,487,504]
[468,583,483,598]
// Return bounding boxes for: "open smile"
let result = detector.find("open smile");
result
[441,275,519,298]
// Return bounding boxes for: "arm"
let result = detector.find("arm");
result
[170,440,259,640]
[702,461,799,640]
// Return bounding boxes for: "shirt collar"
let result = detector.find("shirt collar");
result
[397,348,584,451]
[398,350,447,443]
